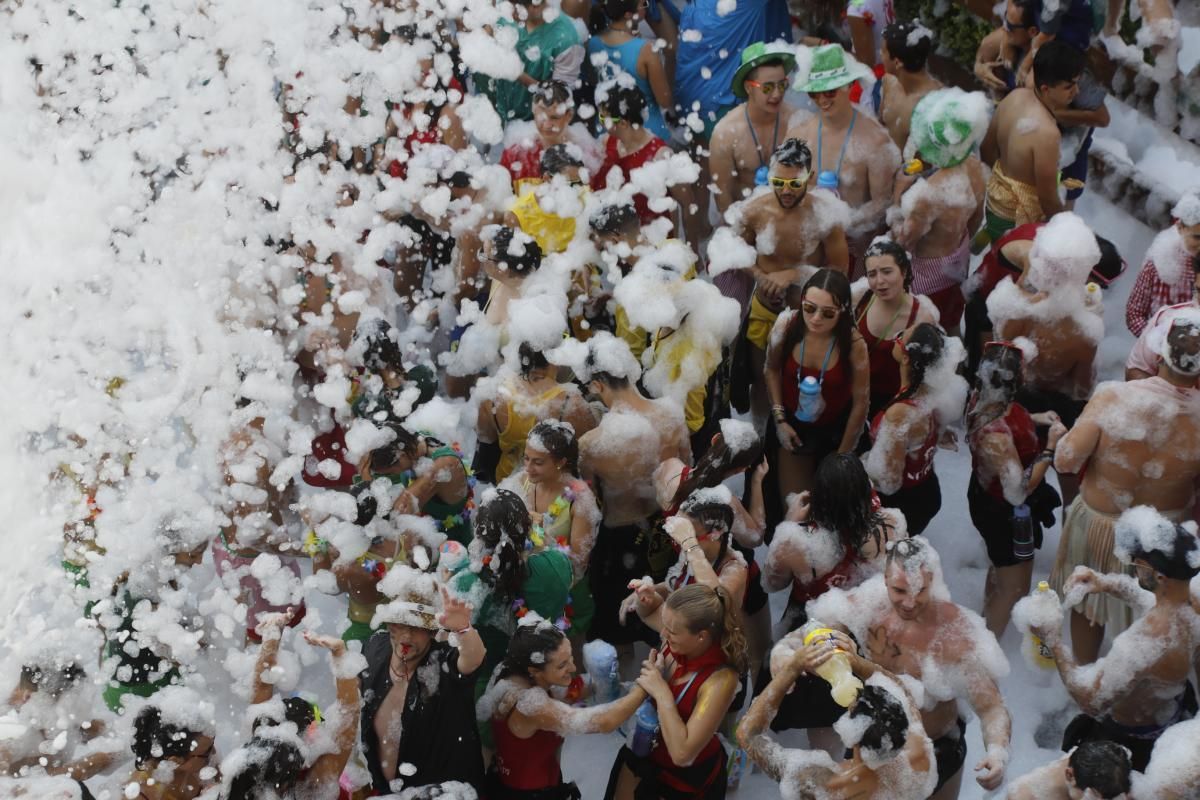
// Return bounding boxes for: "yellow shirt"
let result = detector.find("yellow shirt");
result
[510,184,585,255]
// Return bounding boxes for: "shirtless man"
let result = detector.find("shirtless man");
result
[1004,741,1132,800]
[1028,508,1200,771]
[892,88,987,331]
[877,21,941,151]
[734,138,851,426]
[579,333,691,661]
[739,639,936,799]
[788,44,898,273]
[980,41,1085,243]
[1051,316,1200,662]
[810,537,1012,800]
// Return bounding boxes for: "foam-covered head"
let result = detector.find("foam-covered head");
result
[581,331,641,386]
[525,419,579,477]
[373,564,441,629]
[1113,506,1200,582]
[1158,313,1200,376]
[498,613,572,686]
[769,137,813,174]
[678,486,735,539]
[1026,212,1100,291]
[884,536,945,616]
[905,88,990,168]
[834,683,909,766]
[1171,190,1200,227]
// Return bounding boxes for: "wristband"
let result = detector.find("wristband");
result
[449,625,473,636]
[686,544,702,555]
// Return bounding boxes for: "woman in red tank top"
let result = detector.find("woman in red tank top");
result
[966,341,1066,637]
[853,239,939,418]
[605,584,746,800]
[591,85,670,226]
[765,269,869,524]
[483,621,649,799]
[865,323,961,535]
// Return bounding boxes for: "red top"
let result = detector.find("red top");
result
[972,222,1042,302]
[968,402,1040,502]
[591,135,669,224]
[782,344,852,427]
[855,295,919,405]
[789,543,859,606]
[386,78,466,180]
[651,645,728,790]
[870,399,939,489]
[500,140,545,187]
[491,714,565,790]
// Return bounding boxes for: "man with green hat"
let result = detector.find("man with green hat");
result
[787,43,896,274]
[891,87,987,330]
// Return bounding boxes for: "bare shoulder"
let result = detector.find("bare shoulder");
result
[710,108,745,147]
[785,111,817,141]
[858,113,893,144]
[883,401,917,426]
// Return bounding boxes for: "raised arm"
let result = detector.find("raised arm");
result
[640,651,738,767]
[512,682,648,736]
[250,611,294,704]
[303,633,363,790]
[440,586,485,675]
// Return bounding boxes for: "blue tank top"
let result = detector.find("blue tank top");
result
[586,35,670,140]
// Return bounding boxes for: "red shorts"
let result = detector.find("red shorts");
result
[926,284,966,329]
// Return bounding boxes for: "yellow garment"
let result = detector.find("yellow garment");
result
[497,384,569,481]
[986,161,1045,226]
[615,305,649,360]
[746,293,781,351]
[648,328,716,433]
[510,185,580,255]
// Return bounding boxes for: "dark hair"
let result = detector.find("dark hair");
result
[590,203,640,237]
[540,143,584,177]
[527,420,581,477]
[969,341,1024,433]
[442,171,472,189]
[599,85,647,126]
[251,697,316,735]
[1124,519,1200,581]
[19,662,84,699]
[746,57,793,85]
[351,482,379,526]
[474,489,531,603]
[532,80,573,110]
[368,422,421,472]
[883,21,932,72]
[1164,318,1200,376]
[490,226,543,277]
[1092,236,1124,286]
[769,138,813,172]
[893,323,944,404]
[590,0,638,34]
[224,737,305,800]
[132,707,203,769]
[356,319,404,375]
[1010,0,1038,29]
[496,621,568,681]
[517,341,551,379]
[884,535,929,573]
[1069,741,1132,798]
[849,685,909,758]
[863,238,913,292]
[678,491,735,567]
[671,429,764,509]
[809,453,888,557]
[1033,40,1086,90]
[781,269,855,381]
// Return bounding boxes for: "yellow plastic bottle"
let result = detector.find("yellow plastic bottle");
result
[1029,581,1057,670]
[802,627,863,707]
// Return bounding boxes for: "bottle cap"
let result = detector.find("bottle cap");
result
[816,170,839,189]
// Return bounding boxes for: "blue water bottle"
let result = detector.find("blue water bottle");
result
[1012,504,1034,561]
[817,170,840,196]
[628,699,660,757]
[794,376,824,423]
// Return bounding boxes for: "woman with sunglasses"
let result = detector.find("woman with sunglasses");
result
[967,341,1066,638]
[586,0,673,141]
[765,268,869,515]
[853,238,939,418]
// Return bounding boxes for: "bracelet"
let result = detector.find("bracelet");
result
[686,544,702,555]
[1041,448,1055,456]
[447,625,473,636]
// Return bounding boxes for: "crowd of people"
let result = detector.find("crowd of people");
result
[3,0,1200,799]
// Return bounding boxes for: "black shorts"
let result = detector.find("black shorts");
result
[738,545,769,616]
[754,624,861,732]
[880,473,942,536]
[486,771,581,800]
[605,743,728,800]
[1016,386,1088,429]
[933,717,968,793]
[967,475,1042,568]
[1062,682,1197,772]
[588,519,662,647]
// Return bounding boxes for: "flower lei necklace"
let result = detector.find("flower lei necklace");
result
[528,481,576,554]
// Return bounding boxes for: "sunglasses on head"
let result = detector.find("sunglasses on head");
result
[807,88,840,100]
[746,79,789,95]
[802,301,840,320]
[768,175,808,190]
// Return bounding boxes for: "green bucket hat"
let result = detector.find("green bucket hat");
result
[906,88,991,169]
[793,44,873,93]
[731,42,798,99]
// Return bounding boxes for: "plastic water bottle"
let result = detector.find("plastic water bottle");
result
[1084,282,1102,313]
[816,170,840,196]
[794,376,824,423]
[802,624,862,707]
[1012,504,1035,561]
[1029,581,1057,670]
[726,740,749,789]
[582,640,621,706]
[628,698,659,757]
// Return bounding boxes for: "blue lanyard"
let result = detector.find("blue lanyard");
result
[817,109,858,184]
[797,336,837,387]
[745,106,780,185]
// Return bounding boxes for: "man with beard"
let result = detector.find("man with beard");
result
[733,138,851,425]
[1026,507,1200,771]
[1051,315,1200,662]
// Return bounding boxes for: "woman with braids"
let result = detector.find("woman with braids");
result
[605,584,747,799]
[967,341,1065,637]
[765,268,869,521]
[852,238,940,418]
[478,617,649,799]
[864,323,961,535]
[500,420,601,645]
[475,344,596,485]
[758,452,904,752]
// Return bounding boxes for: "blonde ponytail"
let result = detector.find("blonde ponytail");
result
[666,584,749,674]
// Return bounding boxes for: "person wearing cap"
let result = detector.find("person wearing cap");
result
[890,88,986,332]
[1052,316,1200,663]
[1030,507,1200,771]
[1124,191,1200,339]
[875,20,942,152]
[787,44,897,273]
[359,566,486,795]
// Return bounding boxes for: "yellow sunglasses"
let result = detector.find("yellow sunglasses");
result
[768,174,809,190]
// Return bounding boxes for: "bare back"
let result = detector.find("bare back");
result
[993,88,1059,188]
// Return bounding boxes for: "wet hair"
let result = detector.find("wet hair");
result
[496,620,568,680]
[251,697,317,735]
[350,482,379,526]
[1033,40,1086,90]
[884,535,929,574]
[863,237,913,292]
[1069,741,1132,798]
[883,21,932,72]
[781,268,855,382]
[356,318,404,374]
[224,737,305,800]
[849,684,909,759]
[540,143,584,177]
[599,85,647,126]
[769,138,813,172]
[671,431,764,509]
[526,420,581,477]
[1119,517,1200,581]
[489,226,543,277]
[665,584,748,673]
[19,662,84,699]
[1163,318,1200,375]
[532,79,573,110]
[132,706,203,769]
[809,453,888,557]
[678,491,735,567]
[589,203,640,237]
[474,489,531,603]
[442,170,472,189]
[894,323,944,404]
[517,341,551,379]
[969,341,1024,433]
[368,422,422,472]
